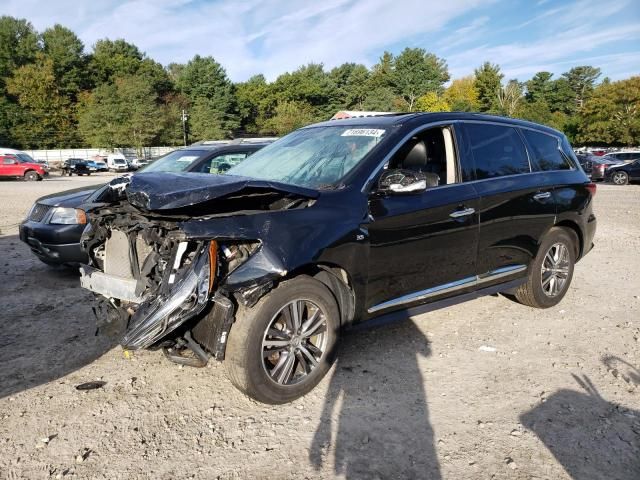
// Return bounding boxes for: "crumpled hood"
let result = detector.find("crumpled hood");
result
[124,172,319,211]
[38,185,102,207]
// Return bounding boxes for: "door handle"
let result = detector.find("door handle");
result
[533,191,551,201]
[449,207,475,218]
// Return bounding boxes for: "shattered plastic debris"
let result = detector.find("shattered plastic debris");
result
[75,381,107,391]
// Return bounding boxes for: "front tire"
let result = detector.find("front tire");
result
[225,276,339,404]
[611,171,629,185]
[24,171,39,181]
[513,227,576,308]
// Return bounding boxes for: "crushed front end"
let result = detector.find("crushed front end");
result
[78,173,316,364]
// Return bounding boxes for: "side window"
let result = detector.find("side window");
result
[388,126,458,186]
[2,157,16,165]
[465,123,530,179]
[522,130,571,171]
[200,152,249,174]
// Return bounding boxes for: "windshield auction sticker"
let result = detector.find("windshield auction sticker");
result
[341,129,385,137]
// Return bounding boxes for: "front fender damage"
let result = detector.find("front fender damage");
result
[79,173,313,364]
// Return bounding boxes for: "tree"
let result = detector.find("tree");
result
[562,66,601,109]
[90,39,143,85]
[261,100,315,135]
[78,73,162,152]
[0,16,39,84]
[443,76,479,111]
[474,62,503,112]
[41,24,89,98]
[577,76,640,146]
[415,92,450,112]
[392,48,449,111]
[175,55,239,139]
[6,54,78,148]
[330,63,370,110]
[236,74,270,132]
[525,72,553,102]
[497,79,523,117]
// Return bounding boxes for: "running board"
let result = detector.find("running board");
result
[353,277,526,332]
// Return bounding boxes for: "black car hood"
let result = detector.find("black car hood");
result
[38,185,102,207]
[125,172,319,211]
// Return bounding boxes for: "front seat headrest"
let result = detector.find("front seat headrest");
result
[403,140,428,171]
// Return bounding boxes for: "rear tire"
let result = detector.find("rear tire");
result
[24,171,39,181]
[225,276,340,404]
[513,227,576,308]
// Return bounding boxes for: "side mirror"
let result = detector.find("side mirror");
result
[377,169,435,194]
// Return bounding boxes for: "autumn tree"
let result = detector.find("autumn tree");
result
[443,76,479,111]
[415,92,450,112]
[262,100,315,135]
[392,48,449,111]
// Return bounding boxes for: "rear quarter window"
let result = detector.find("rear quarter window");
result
[465,123,530,179]
[522,129,571,171]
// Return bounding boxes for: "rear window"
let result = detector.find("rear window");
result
[522,130,571,171]
[465,123,530,179]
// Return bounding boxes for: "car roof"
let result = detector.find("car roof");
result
[181,143,271,152]
[308,112,564,136]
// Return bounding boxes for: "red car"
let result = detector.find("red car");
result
[0,154,48,181]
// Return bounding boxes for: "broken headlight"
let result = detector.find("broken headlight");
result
[120,243,213,349]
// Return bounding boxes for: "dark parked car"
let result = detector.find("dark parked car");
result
[603,151,640,164]
[576,154,619,181]
[61,158,91,176]
[77,113,597,404]
[606,158,640,185]
[19,143,269,266]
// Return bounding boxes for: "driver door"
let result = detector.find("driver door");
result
[364,125,480,314]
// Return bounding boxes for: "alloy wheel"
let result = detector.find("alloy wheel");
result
[612,172,627,185]
[261,299,328,386]
[541,242,570,297]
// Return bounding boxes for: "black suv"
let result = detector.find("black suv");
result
[78,113,596,404]
[61,158,91,176]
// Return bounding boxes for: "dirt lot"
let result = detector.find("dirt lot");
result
[0,176,638,479]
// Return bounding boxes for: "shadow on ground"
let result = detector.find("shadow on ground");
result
[310,319,441,479]
[520,358,640,480]
[0,235,114,399]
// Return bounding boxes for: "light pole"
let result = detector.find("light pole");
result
[181,110,189,146]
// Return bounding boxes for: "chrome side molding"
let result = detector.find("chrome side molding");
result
[368,264,527,314]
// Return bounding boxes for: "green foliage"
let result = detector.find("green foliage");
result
[474,62,503,112]
[391,48,449,111]
[78,74,162,153]
[41,24,89,98]
[0,15,636,148]
[6,54,78,148]
[174,55,239,140]
[261,100,316,135]
[577,76,640,146]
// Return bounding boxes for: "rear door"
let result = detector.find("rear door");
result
[628,159,640,180]
[461,122,557,285]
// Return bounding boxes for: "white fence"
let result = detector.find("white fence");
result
[23,146,178,166]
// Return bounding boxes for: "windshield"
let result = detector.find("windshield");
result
[226,126,386,188]
[141,149,207,173]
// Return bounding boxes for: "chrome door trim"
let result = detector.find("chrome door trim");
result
[367,264,527,314]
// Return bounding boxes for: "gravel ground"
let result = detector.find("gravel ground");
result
[0,176,638,479]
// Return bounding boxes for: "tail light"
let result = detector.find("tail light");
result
[586,183,597,197]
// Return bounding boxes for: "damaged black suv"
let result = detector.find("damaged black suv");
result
[79,113,596,404]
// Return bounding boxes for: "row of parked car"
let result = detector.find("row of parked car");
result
[575,150,640,185]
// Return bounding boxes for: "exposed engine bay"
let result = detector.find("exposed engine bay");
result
[79,173,316,364]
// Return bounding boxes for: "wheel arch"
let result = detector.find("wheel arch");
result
[554,220,583,260]
[286,262,356,327]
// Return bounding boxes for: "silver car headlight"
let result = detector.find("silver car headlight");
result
[49,207,85,224]
[121,244,212,349]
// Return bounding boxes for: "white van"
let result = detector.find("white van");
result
[107,153,129,172]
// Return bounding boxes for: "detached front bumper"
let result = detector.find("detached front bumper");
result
[80,242,214,350]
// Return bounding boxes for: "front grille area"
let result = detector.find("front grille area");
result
[28,203,52,222]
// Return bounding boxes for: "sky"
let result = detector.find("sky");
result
[1,0,639,83]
